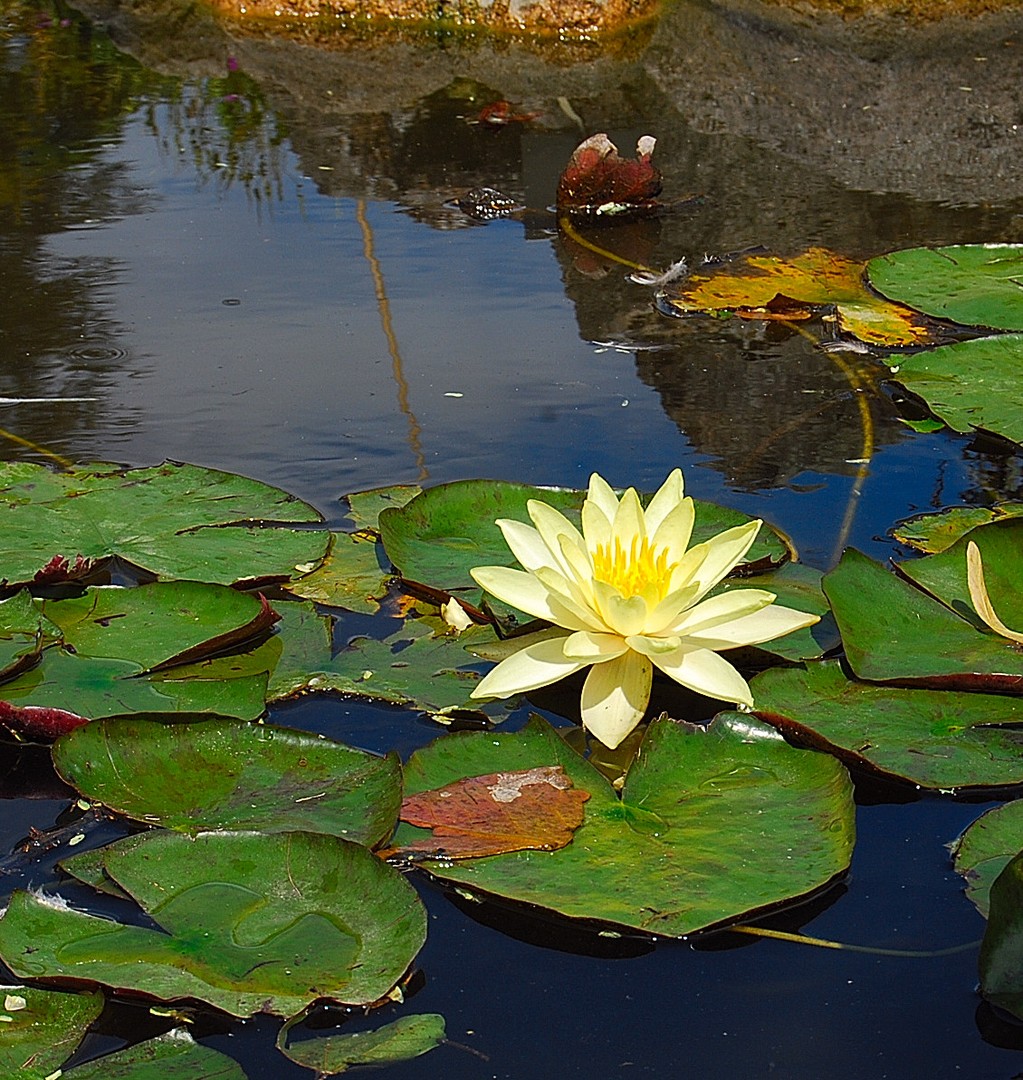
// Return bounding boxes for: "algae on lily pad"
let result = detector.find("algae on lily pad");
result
[752,660,1023,790]
[881,334,1023,447]
[52,716,402,845]
[278,1012,446,1073]
[0,460,329,586]
[0,983,104,1077]
[867,244,1023,331]
[284,531,393,613]
[395,713,853,936]
[0,830,426,1017]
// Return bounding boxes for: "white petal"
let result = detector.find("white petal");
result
[470,634,585,699]
[470,565,592,629]
[625,633,681,656]
[579,651,653,749]
[441,597,473,633]
[685,604,820,650]
[642,581,701,635]
[644,468,685,534]
[650,496,695,562]
[527,500,586,576]
[562,630,629,662]
[495,518,559,574]
[581,498,613,555]
[670,589,776,638]
[533,566,608,632]
[671,520,762,602]
[586,472,621,522]
[594,583,649,637]
[611,486,646,552]
[649,644,754,706]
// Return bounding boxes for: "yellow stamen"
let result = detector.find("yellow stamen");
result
[592,534,677,601]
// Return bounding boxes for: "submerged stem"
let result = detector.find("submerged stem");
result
[731,924,979,958]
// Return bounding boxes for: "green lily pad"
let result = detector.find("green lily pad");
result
[40,582,277,673]
[0,589,59,683]
[278,1012,446,1073]
[752,660,1023,790]
[892,503,1023,554]
[63,1028,247,1079]
[0,830,426,1017]
[0,460,329,587]
[897,518,1023,632]
[822,548,1023,691]
[52,717,401,845]
[284,532,393,613]
[882,334,1023,446]
[395,713,854,936]
[0,649,267,727]
[378,479,791,602]
[0,983,104,1077]
[344,484,422,532]
[867,244,1023,330]
[980,849,1023,1021]
[952,801,1023,917]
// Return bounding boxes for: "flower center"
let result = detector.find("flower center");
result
[592,535,676,601]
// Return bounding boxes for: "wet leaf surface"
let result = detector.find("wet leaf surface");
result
[892,503,1023,554]
[952,801,1023,917]
[980,850,1023,1022]
[0,983,104,1077]
[62,1028,247,1078]
[343,484,422,532]
[394,714,853,936]
[867,244,1023,330]
[393,765,589,859]
[52,716,402,845]
[0,461,329,586]
[284,531,392,613]
[823,548,1023,691]
[277,1012,446,1073]
[0,830,426,1017]
[753,660,1023,790]
[0,589,59,683]
[882,333,1023,446]
[663,248,937,346]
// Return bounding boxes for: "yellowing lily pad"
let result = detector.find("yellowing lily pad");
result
[663,248,937,346]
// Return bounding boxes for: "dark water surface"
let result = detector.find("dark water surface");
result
[3,1,1023,1075]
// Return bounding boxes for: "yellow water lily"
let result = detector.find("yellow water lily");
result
[469,469,820,749]
[967,540,1023,644]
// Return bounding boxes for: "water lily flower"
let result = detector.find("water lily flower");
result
[469,470,820,749]
[967,540,1023,644]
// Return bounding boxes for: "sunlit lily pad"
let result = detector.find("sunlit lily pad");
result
[284,532,392,613]
[0,460,329,586]
[343,484,422,532]
[0,830,426,1017]
[752,660,1023,789]
[52,717,401,845]
[0,589,59,683]
[823,548,1023,690]
[0,983,104,1077]
[63,1027,247,1078]
[395,713,854,935]
[980,849,1023,1021]
[663,248,936,346]
[278,1012,446,1073]
[952,801,1023,917]
[892,503,1023,554]
[378,479,790,606]
[882,334,1023,446]
[867,244,1023,330]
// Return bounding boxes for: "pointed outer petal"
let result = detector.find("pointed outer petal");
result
[595,584,650,637]
[562,629,629,662]
[470,633,585,699]
[581,498,613,555]
[670,520,762,602]
[527,500,587,577]
[645,642,755,707]
[642,582,701,635]
[968,540,1023,644]
[495,518,559,574]
[533,566,608,632]
[586,472,621,523]
[470,565,586,627]
[669,589,777,638]
[611,486,647,551]
[644,468,686,534]
[579,651,653,749]
[684,604,821,650]
[650,496,696,563]
[556,530,596,591]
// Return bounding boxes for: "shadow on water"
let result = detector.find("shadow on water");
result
[3,0,1023,1075]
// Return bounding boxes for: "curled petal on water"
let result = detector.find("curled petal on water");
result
[580,651,653,749]
[685,603,820,651]
[441,597,473,633]
[641,641,755,707]
[967,540,1023,645]
[470,633,584,699]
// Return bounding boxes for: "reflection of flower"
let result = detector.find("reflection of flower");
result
[967,540,1023,644]
[469,470,820,748]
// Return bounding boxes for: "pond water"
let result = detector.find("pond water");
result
[3,0,1023,1076]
